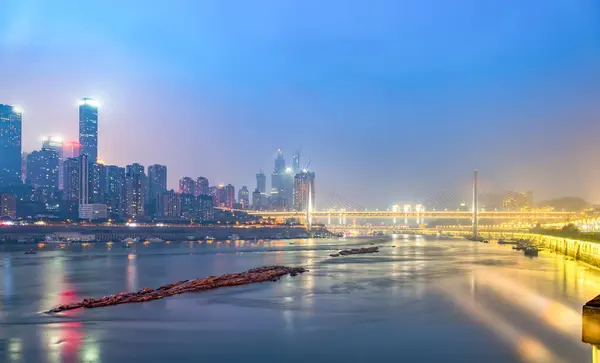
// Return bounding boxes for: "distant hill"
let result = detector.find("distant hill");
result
[536,197,591,212]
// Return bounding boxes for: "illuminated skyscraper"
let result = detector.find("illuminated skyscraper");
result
[270,148,293,209]
[224,184,235,208]
[89,162,106,204]
[0,104,23,187]
[238,186,249,208]
[0,193,16,220]
[105,165,125,218]
[125,163,146,218]
[79,154,89,205]
[179,176,195,195]
[42,137,64,190]
[148,164,167,215]
[271,148,285,197]
[198,194,214,221]
[292,150,301,173]
[256,171,266,194]
[252,188,261,210]
[293,171,315,212]
[62,158,80,202]
[195,176,209,196]
[26,148,59,190]
[78,98,99,163]
[161,190,181,218]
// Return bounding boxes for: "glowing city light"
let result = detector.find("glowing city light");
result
[286,167,292,174]
[12,105,23,114]
[78,98,100,108]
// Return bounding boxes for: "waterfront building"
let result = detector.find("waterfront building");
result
[125,163,146,218]
[78,98,99,163]
[26,148,59,190]
[198,194,214,221]
[79,203,108,220]
[79,154,89,205]
[89,162,106,204]
[148,164,167,215]
[195,176,209,196]
[0,104,23,187]
[62,158,80,202]
[161,190,182,218]
[0,193,17,220]
[208,186,218,206]
[42,136,64,190]
[224,184,235,209]
[105,165,125,218]
[293,171,315,212]
[179,176,195,196]
[238,186,249,208]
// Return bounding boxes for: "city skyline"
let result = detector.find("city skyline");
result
[2,1,600,206]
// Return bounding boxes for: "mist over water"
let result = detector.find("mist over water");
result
[0,236,597,362]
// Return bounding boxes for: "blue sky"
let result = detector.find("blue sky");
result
[1,0,600,206]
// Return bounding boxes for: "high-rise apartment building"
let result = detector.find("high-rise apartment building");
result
[26,148,59,190]
[293,171,315,212]
[179,176,195,195]
[195,176,209,196]
[125,163,146,218]
[148,164,167,216]
[224,184,235,208]
[105,165,125,218]
[238,186,249,208]
[0,193,17,220]
[78,98,99,163]
[0,104,22,187]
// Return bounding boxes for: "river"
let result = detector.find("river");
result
[0,235,597,362]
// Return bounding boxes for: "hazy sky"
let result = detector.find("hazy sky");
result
[1,0,600,207]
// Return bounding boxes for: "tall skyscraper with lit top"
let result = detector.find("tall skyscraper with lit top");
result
[79,98,99,163]
[0,104,23,187]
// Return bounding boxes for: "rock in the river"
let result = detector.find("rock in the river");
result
[46,266,307,313]
[337,247,379,256]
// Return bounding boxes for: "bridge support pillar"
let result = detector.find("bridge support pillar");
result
[472,169,478,238]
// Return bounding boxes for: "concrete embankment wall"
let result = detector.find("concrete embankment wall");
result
[433,230,600,269]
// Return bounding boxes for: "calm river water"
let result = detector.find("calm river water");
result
[0,236,597,362]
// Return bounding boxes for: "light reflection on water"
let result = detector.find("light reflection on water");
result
[0,236,599,362]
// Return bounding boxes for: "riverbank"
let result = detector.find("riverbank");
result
[0,225,335,243]
[420,229,600,269]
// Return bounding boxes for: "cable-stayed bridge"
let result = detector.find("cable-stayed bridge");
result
[246,171,577,222]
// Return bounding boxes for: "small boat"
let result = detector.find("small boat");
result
[204,236,215,241]
[524,247,539,257]
[498,239,518,245]
[289,241,296,245]
[122,237,138,243]
[228,234,241,240]
[147,238,164,243]
[122,244,131,249]
[25,249,37,255]
[186,236,196,241]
